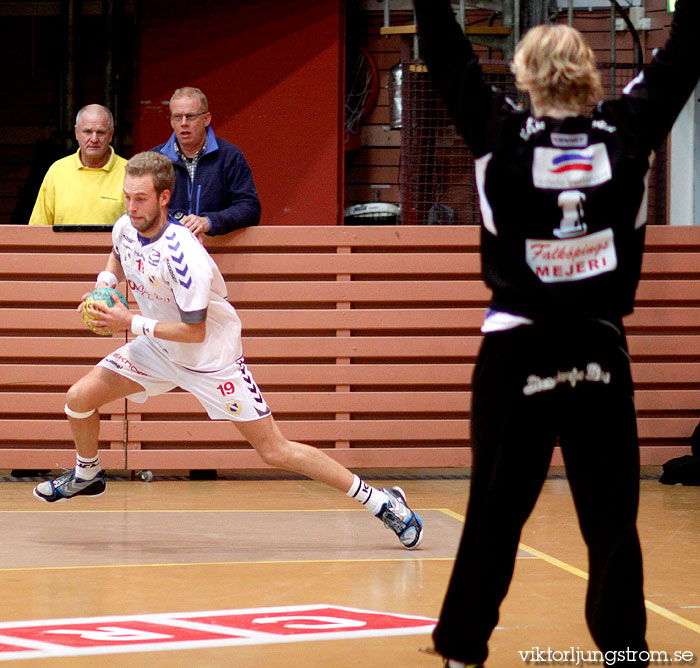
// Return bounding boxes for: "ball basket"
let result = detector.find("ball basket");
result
[81,287,129,336]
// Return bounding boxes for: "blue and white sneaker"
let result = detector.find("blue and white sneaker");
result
[377,486,423,549]
[33,468,106,503]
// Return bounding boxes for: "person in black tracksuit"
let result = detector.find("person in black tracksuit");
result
[412,1,700,666]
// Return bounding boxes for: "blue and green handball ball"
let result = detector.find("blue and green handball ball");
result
[81,287,129,336]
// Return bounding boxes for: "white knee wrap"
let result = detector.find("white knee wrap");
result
[64,404,96,419]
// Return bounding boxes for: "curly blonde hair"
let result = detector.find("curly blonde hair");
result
[511,24,603,112]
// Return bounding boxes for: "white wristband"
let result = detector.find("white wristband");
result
[131,314,158,338]
[96,271,118,288]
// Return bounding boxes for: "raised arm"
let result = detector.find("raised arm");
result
[413,0,510,157]
[605,0,700,151]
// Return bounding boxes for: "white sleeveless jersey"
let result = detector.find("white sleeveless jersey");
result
[111,214,242,371]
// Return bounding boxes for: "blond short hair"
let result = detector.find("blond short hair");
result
[126,152,175,195]
[511,25,603,111]
[170,86,209,112]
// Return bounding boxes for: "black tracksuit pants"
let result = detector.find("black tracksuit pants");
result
[433,319,648,666]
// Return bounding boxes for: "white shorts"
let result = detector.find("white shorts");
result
[97,337,271,422]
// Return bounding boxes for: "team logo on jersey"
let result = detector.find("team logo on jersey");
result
[533,143,611,189]
[525,228,617,283]
[551,152,593,173]
[226,400,243,416]
[147,272,159,287]
[147,249,161,267]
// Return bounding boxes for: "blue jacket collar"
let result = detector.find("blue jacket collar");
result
[159,125,219,163]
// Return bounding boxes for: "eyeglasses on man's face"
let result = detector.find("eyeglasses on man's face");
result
[170,111,207,123]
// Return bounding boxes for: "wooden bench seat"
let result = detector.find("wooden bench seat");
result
[0,224,698,473]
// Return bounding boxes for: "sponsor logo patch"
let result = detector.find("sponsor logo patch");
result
[525,228,617,283]
[550,132,588,149]
[127,281,171,304]
[533,143,611,189]
[104,353,147,376]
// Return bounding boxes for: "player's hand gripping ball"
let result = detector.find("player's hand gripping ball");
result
[81,287,129,336]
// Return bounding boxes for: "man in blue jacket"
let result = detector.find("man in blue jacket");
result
[151,87,261,237]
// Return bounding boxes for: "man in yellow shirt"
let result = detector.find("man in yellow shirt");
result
[29,104,127,227]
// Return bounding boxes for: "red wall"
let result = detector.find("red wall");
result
[136,0,343,225]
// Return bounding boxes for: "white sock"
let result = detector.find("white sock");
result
[447,660,468,668]
[76,454,100,480]
[346,474,389,515]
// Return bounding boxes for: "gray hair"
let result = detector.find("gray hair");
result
[75,104,115,130]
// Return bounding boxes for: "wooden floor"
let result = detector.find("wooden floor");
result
[0,472,698,667]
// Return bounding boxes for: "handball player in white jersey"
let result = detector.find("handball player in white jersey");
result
[33,151,423,550]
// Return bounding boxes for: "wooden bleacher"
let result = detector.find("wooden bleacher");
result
[0,224,696,473]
